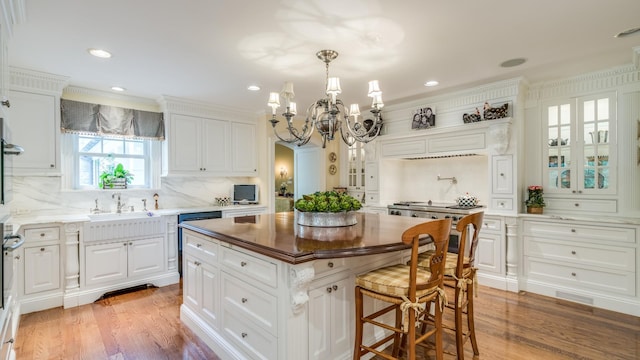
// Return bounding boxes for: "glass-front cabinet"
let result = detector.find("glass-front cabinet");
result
[543,92,616,195]
[347,141,365,196]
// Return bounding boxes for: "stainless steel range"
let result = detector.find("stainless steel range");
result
[387,201,484,224]
[387,201,484,253]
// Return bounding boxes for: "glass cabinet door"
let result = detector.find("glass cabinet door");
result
[543,92,616,195]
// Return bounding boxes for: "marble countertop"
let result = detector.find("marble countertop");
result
[7,204,268,229]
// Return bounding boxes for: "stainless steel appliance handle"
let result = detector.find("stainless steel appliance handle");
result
[3,234,24,251]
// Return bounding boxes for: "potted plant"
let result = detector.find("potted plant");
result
[99,162,134,189]
[294,191,362,227]
[525,185,545,214]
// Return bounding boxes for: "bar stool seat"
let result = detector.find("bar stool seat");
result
[354,218,452,360]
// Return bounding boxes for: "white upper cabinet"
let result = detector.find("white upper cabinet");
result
[6,90,58,174]
[542,92,616,196]
[165,113,256,176]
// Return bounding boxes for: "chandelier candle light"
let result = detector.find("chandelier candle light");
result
[267,50,384,148]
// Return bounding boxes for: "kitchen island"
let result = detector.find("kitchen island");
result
[179,212,431,360]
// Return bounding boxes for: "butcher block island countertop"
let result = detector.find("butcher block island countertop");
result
[178,211,433,360]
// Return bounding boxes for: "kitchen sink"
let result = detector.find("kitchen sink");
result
[87,211,157,222]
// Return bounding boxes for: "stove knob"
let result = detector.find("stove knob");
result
[431,215,438,219]
[452,216,458,221]
[411,214,418,218]
[445,215,451,219]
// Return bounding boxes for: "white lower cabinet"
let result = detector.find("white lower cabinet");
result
[475,216,504,276]
[308,274,352,360]
[523,219,638,315]
[24,244,60,295]
[85,237,164,286]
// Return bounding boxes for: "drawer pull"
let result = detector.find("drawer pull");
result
[40,233,45,237]
[240,261,247,267]
[571,272,576,277]
[194,261,201,266]
[571,250,576,255]
[241,332,247,338]
[570,229,576,233]
[328,262,334,268]
[40,248,45,251]
[123,243,127,246]
[574,203,580,207]
[196,243,202,248]
[241,297,248,303]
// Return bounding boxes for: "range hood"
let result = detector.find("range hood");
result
[378,118,512,159]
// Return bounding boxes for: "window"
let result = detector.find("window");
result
[72,134,153,189]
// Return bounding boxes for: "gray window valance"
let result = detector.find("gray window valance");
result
[60,99,165,140]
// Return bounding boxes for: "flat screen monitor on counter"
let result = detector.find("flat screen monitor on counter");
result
[233,184,259,204]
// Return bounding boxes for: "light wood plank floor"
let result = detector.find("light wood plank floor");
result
[14,283,640,359]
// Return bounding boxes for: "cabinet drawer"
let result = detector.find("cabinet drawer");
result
[221,248,278,288]
[313,258,346,276]
[184,231,218,264]
[24,227,59,242]
[525,257,635,296]
[523,221,636,244]
[546,198,617,213]
[222,309,278,360]
[525,236,635,272]
[481,217,503,233]
[221,272,277,336]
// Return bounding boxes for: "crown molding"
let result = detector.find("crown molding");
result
[62,85,161,109]
[9,66,69,94]
[525,63,640,106]
[159,95,259,123]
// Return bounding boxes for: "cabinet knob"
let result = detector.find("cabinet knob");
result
[571,272,576,277]
[1,99,9,108]
[574,203,580,207]
[14,255,20,260]
[571,250,576,255]
[123,243,127,246]
[240,261,247,267]
[332,285,338,291]
[40,233,45,237]
[40,248,45,252]
[50,164,54,168]
[196,243,202,248]
[194,261,201,266]
[241,332,248,338]
[129,242,133,245]
[326,287,333,293]
[571,229,576,232]
[203,168,206,171]
[578,190,582,194]
[327,262,334,268]
[241,297,247,303]
[500,173,505,177]
[572,190,577,194]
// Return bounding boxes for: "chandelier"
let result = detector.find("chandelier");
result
[267,50,384,148]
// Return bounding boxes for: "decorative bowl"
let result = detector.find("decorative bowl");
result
[295,210,357,227]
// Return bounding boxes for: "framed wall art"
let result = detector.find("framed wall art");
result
[411,107,436,130]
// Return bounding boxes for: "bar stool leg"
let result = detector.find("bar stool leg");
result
[354,286,364,360]
[467,273,479,355]
[454,283,465,359]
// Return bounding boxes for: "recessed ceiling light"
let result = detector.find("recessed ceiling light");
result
[614,27,640,38]
[247,85,261,91]
[500,58,527,68]
[111,86,125,92]
[424,80,439,87]
[88,48,112,58]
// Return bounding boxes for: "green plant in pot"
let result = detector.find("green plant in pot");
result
[525,185,545,214]
[99,162,134,189]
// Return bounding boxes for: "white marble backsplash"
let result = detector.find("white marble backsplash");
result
[10,175,255,216]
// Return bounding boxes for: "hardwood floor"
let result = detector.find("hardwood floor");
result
[14,283,640,360]
[14,283,219,360]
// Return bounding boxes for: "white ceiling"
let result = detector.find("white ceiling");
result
[7,0,640,114]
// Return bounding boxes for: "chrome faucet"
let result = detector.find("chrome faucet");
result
[112,192,126,213]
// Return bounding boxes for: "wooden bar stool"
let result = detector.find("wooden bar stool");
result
[353,218,452,360]
[415,212,484,359]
